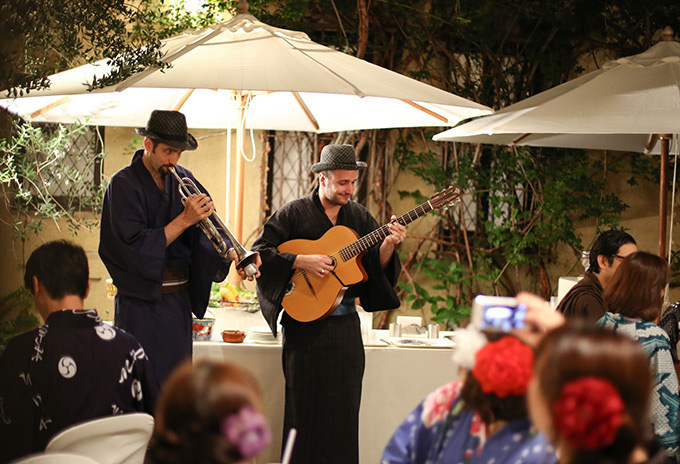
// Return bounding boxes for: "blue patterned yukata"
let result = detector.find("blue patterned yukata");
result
[597,311,680,461]
[382,381,557,464]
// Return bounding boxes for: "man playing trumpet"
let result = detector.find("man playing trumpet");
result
[99,110,260,387]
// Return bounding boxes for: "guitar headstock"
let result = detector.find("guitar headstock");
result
[429,185,463,210]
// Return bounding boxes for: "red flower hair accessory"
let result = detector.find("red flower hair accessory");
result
[471,336,533,398]
[553,376,625,450]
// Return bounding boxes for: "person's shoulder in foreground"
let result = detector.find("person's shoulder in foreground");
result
[0,239,157,464]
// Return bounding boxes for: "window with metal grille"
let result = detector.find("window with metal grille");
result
[266,131,317,212]
[266,131,370,212]
[40,124,104,210]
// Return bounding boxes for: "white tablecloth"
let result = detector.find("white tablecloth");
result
[193,338,457,464]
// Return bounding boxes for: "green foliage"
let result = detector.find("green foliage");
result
[398,258,471,329]
[1,0,167,95]
[0,118,106,243]
[0,287,38,353]
[394,136,634,317]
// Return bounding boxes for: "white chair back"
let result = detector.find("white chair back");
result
[44,413,154,464]
[11,452,101,463]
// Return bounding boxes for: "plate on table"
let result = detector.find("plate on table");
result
[247,337,281,345]
[363,339,390,347]
[248,326,281,344]
[382,337,455,349]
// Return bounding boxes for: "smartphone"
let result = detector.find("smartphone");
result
[471,295,527,331]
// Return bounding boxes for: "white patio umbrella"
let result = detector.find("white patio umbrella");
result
[0,8,491,242]
[433,27,680,257]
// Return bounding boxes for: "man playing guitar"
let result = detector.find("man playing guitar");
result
[252,144,405,464]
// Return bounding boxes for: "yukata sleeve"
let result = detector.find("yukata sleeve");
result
[0,338,35,463]
[133,345,159,415]
[647,332,680,461]
[382,381,462,464]
[357,211,401,312]
[252,207,299,335]
[99,173,168,301]
[381,401,433,464]
[187,177,232,318]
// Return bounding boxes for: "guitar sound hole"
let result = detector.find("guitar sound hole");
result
[329,256,336,269]
[284,282,295,296]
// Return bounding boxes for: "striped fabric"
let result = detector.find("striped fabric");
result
[281,312,365,464]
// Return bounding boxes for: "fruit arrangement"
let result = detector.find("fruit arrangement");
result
[209,282,257,306]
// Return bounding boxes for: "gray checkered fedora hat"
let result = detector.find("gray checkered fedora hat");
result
[310,144,367,173]
[135,110,198,151]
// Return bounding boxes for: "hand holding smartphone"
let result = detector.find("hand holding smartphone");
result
[471,295,527,331]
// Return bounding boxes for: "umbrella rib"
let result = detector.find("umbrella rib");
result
[30,96,73,119]
[173,89,195,111]
[292,92,320,131]
[115,26,227,91]
[279,36,365,97]
[400,100,449,123]
[512,133,531,144]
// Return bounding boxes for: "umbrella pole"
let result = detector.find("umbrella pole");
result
[659,135,671,257]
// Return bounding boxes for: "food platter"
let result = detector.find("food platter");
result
[209,282,258,311]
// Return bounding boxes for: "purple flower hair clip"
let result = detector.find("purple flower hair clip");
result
[221,405,272,459]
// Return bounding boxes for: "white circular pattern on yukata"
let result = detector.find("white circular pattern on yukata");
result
[95,324,116,340]
[131,379,143,401]
[58,356,77,378]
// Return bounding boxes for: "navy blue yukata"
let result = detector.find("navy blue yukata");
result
[0,310,157,463]
[99,149,230,386]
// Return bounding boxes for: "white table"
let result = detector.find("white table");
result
[193,337,456,464]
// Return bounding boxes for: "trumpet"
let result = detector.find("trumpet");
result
[169,167,259,278]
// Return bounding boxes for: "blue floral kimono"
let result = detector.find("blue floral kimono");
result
[382,381,557,464]
[597,311,680,462]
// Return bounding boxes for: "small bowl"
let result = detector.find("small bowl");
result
[192,318,215,341]
[222,330,246,343]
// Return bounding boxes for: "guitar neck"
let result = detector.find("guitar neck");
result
[338,200,434,261]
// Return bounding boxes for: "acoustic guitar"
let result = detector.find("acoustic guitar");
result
[278,186,463,322]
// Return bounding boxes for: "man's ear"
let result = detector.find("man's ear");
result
[32,275,40,296]
[597,254,610,271]
[84,280,91,300]
[143,137,154,152]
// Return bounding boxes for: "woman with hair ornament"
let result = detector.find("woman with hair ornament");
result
[517,292,672,464]
[381,330,557,464]
[145,359,271,464]
[594,251,680,461]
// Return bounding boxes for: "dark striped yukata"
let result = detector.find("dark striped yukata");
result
[253,187,401,464]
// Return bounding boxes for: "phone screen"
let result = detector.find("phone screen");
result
[480,302,527,331]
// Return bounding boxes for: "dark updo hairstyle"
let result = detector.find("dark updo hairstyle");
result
[603,251,670,322]
[146,359,267,464]
[460,332,528,424]
[534,324,654,464]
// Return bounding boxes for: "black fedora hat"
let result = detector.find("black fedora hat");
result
[135,110,198,151]
[310,144,367,173]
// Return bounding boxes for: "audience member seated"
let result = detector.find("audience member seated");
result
[557,229,637,323]
[0,240,157,464]
[658,300,680,374]
[518,292,673,464]
[145,359,271,464]
[595,251,679,461]
[530,323,668,464]
[381,332,557,464]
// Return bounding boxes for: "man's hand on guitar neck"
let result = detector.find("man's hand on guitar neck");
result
[293,254,334,278]
[380,215,406,268]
